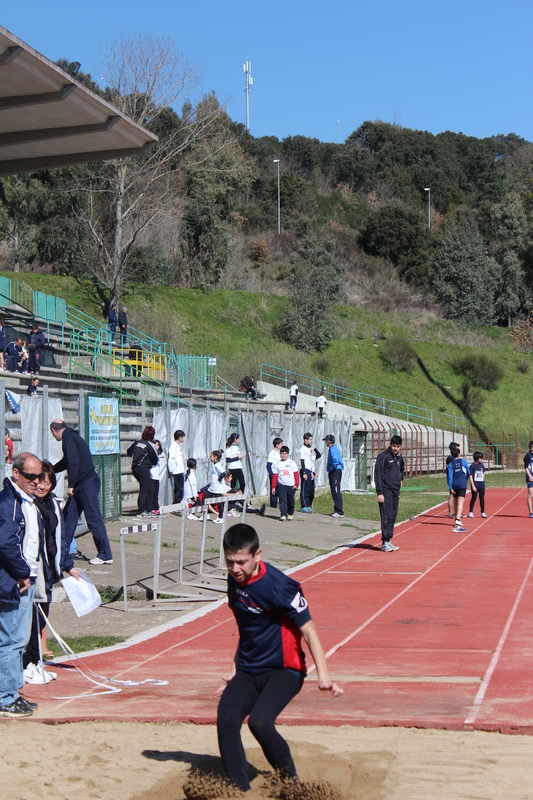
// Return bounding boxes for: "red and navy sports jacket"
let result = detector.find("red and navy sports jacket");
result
[228,561,311,674]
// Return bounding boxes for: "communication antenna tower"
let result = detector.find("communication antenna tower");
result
[244,60,253,131]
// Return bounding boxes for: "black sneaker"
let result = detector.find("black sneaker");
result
[0,697,33,717]
[72,549,90,562]
[18,696,38,710]
[259,503,266,517]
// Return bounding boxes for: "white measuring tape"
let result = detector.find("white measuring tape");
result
[36,606,169,701]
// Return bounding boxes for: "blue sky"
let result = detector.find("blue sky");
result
[3,0,532,143]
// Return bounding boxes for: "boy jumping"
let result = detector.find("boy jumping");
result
[215,523,342,791]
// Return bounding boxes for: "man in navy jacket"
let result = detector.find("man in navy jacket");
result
[27,324,45,375]
[0,453,43,717]
[51,420,113,565]
[374,435,406,552]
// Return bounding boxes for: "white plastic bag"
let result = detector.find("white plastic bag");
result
[61,572,101,617]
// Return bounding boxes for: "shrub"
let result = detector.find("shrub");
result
[384,337,417,373]
[250,236,269,265]
[453,352,504,390]
[462,381,485,414]
[517,360,530,374]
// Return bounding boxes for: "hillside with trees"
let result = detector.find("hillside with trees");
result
[2,34,533,354]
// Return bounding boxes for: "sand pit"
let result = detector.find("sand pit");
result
[2,721,533,799]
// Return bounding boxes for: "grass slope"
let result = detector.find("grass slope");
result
[5,272,530,435]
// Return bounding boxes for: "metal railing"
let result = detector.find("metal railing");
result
[0,276,66,323]
[259,363,469,433]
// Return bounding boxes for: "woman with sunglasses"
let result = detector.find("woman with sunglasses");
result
[23,461,80,686]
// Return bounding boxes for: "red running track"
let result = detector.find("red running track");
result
[26,488,533,733]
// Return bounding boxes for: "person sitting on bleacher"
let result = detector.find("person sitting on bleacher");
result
[5,338,22,372]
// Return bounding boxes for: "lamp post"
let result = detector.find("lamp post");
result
[424,187,430,229]
[337,119,341,144]
[273,159,280,234]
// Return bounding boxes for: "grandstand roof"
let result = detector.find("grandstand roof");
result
[0,26,158,176]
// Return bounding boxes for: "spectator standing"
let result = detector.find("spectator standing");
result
[289,381,298,410]
[316,391,327,419]
[324,434,344,517]
[271,446,299,521]
[0,453,42,716]
[27,324,45,376]
[168,429,186,505]
[299,432,321,513]
[127,426,159,517]
[267,438,283,508]
[468,451,487,518]
[118,306,128,345]
[50,419,113,565]
[23,461,80,685]
[108,303,118,344]
[184,458,201,520]
[150,440,166,513]
[0,318,5,371]
[374,435,405,552]
[5,429,13,461]
[225,433,245,493]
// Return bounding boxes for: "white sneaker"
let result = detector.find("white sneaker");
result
[229,509,241,517]
[468,512,474,518]
[187,513,200,520]
[213,518,224,524]
[23,663,56,685]
[89,557,113,565]
[481,512,487,518]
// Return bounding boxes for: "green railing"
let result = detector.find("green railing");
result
[68,337,169,407]
[259,363,469,433]
[0,277,66,323]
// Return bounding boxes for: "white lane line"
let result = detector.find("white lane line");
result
[308,489,522,674]
[328,571,423,575]
[464,550,533,725]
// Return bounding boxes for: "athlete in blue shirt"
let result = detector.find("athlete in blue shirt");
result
[215,524,342,791]
[524,441,533,518]
[324,434,344,517]
[447,445,475,533]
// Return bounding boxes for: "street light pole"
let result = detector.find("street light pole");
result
[424,187,430,229]
[337,119,341,144]
[273,159,280,234]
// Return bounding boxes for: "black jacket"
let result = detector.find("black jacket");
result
[119,311,128,329]
[53,427,96,489]
[374,447,405,493]
[127,439,158,470]
[27,330,45,351]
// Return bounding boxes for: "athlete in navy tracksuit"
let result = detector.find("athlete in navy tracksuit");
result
[216,524,342,791]
[374,435,405,551]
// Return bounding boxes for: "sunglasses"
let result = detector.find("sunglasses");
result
[18,469,44,482]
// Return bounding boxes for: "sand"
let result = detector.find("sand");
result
[2,721,533,799]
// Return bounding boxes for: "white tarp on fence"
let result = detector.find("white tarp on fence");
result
[20,396,65,498]
[154,405,359,501]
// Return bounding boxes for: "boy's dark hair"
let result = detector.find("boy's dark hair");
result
[450,445,460,458]
[174,429,185,441]
[223,523,260,555]
[449,441,460,452]
[529,442,533,449]
[303,432,312,440]
[272,438,283,447]
[280,445,290,454]
[472,451,484,460]
[390,435,402,446]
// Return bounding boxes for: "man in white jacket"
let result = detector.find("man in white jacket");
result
[168,430,186,505]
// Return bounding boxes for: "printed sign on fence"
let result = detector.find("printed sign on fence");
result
[88,396,119,455]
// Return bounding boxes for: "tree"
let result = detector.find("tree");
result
[358,201,432,286]
[70,33,228,306]
[430,219,497,324]
[280,237,345,352]
[489,193,528,324]
[0,176,41,271]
